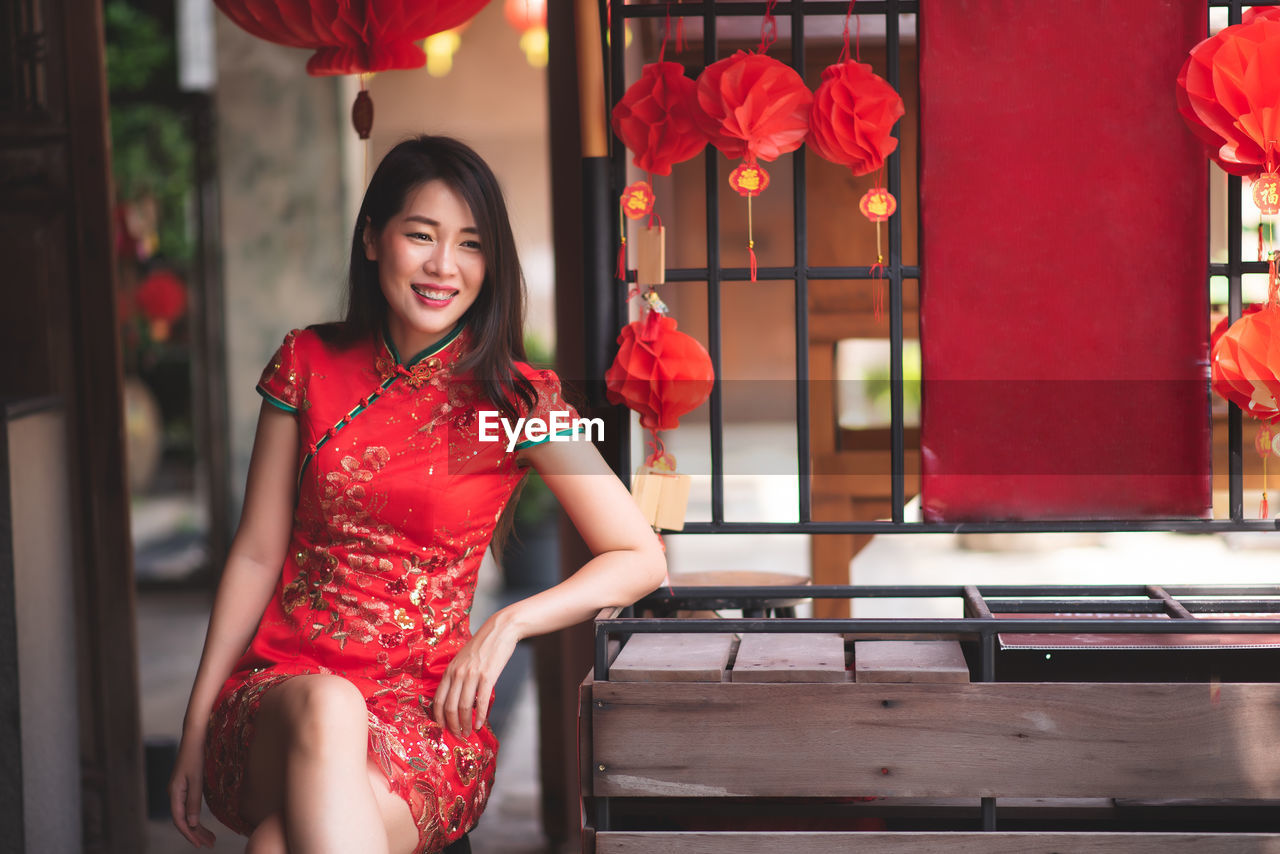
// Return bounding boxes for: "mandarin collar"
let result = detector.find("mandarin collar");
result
[379,321,466,368]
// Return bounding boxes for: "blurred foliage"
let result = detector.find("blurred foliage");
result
[104,1,194,264]
[865,340,922,422]
[104,1,173,95]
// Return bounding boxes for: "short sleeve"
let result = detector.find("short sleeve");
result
[512,365,584,451]
[257,329,305,413]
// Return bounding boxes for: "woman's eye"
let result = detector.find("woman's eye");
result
[408,232,434,242]
[461,240,482,251]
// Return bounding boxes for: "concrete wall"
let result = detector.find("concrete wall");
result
[213,14,350,501]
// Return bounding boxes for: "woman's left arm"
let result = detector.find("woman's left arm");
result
[434,439,666,737]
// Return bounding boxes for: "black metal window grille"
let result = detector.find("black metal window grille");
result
[607,0,1273,534]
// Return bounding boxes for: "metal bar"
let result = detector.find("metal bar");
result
[963,585,993,619]
[1208,261,1271,275]
[599,616,1280,635]
[607,0,630,474]
[635,583,1280,601]
[659,264,924,281]
[980,629,996,682]
[1181,600,1280,613]
[792,6,812,525]
[1146,584,1196,619]
[595,621,610,682]
[1228,0,1244,522]
[703,6,725,526]
[672,518,1280,534]
[980,600,1167,614]
[886,0,905,522]
[982,797,997,832]
[618,1,921,16]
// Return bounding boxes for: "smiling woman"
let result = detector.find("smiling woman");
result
[167,136,666,854]
[364,180,486,358]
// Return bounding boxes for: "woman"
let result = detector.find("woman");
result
[168,136,666,853]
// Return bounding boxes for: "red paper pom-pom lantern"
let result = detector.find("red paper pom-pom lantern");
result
[808,60,904,177]
[213,0,490,75]
[1212,303,1280,422]
[1177,9,1280,180]
[605,314,714,432]
[136,269,187,323]
[612,62,707,176]
[695,51,812,164]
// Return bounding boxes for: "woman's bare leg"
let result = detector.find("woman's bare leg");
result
[239,675,391,854]
[366,757,420,854]
[244,813,284,854]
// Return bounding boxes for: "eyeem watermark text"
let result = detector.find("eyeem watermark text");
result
[478,410,604,452]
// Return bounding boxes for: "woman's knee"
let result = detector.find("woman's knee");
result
[244,813,285,854]
[275,675,368,755]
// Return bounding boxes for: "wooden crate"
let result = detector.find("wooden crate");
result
[580,633,1280,852]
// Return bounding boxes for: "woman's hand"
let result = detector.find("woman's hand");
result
[434,613,520,738]
[168,728,216,848]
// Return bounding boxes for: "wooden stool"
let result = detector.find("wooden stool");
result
[668,570,811,618]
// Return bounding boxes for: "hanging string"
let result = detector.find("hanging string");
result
[645,430,668,468]
[871,163,887,323]
[759,0,779,53]
[675,0,686,53]
[747,192,758,282]
[838,0,861,64]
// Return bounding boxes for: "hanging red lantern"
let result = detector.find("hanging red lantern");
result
[611,62,707,177]
[1177,8,1280,181]
[504,0,547,68]
[1212,304,1262,352]
[695,51,812,166]
[808,60,903,178]
[213,1,490,136]
[695,50,811,280]
[1212,303,1280,422]
[605,313,714,432]
[136,269,188,342]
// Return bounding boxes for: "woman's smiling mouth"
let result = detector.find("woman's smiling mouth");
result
[411,284,457,305]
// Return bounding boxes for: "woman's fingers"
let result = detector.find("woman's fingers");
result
[169,774,215,847]
[473,676,494,732]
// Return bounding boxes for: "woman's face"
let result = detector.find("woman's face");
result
[364,179,485,357]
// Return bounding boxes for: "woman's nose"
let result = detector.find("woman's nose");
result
[427,242,457,275]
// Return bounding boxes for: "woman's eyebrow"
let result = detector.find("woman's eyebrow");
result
[403,215,479,234]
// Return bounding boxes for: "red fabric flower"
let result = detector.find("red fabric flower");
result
[605,314,714,431]
[695,51,812,163]
[1212,303,1280,422]
[136,270,187,323]
[213,1,490,75]
[808,60,904,177]
[612,62,707,176]
[1177,9,1280,178]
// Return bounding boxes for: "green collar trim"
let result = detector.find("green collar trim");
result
[381,321,464,367]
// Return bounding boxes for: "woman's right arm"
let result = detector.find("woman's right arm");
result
[169,400,298,847]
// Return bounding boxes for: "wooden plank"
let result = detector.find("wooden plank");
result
[596,831,1280,854]
[731,633,847,683]
[610,633,736,683]
[592,682,1280,799]
[854,641,970,683]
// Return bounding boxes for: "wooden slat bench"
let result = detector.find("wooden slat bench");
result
[581,631,1280,851]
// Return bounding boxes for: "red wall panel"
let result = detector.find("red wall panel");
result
[919,0,1211,520]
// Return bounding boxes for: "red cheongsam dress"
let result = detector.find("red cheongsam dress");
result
[203,323,577,853]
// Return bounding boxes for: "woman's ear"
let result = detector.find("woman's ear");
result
[362,217,377,261]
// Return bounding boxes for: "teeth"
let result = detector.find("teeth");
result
[412,285,454,300]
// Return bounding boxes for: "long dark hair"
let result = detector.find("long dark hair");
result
[324,135,536,420]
